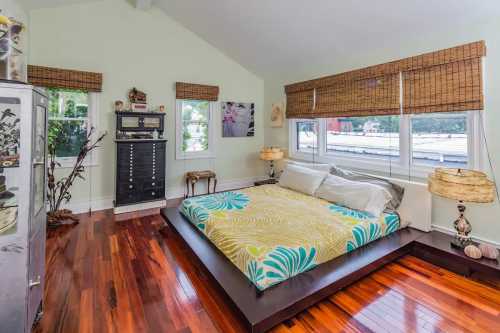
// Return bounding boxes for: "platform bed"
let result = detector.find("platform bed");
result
[161,207,427,333]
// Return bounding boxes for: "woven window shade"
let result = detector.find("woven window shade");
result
[285,41,485,118]
[176,82,219,101]
[314,74,400,118]
[402,57,483,114]
[285,89,314,118]
[28,65,102,92]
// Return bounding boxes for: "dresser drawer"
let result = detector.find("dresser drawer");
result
[140,187,165,201]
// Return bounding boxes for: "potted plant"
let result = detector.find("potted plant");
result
[46,126,106,227]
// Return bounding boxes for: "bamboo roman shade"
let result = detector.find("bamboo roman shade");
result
[28,65,103,92]
[176,82,219,101]
[285,41,486,118]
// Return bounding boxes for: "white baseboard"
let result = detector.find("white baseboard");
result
[63,176,266,214]
[431,224,500,248]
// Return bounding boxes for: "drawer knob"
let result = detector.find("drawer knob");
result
[152,182,155,186]
[152,192,155,195]
[129,178,133,182]
[129,185,133,189]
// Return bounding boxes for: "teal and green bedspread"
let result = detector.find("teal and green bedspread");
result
[180,184,401,290]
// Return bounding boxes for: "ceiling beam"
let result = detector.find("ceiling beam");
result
[135,0,153,10]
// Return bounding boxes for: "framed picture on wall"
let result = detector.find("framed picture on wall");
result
[222,102,255,137]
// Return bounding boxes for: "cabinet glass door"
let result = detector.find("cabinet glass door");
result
[33,104,46,216]
[121,116,140,128]
[143,116,161,129]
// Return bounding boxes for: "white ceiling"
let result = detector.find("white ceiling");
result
[154,0,500,81]
[18,0,102,10]
[18,0,500,81]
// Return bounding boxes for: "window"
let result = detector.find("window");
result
[176,99,216,159]
[47,87,98,167]
[411,112,467,168]
[289,111,481,178]
[326,116,400,161]
[296,120,318,153]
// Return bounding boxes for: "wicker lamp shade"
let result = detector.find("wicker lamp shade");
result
[260,147,284,161]
[428,168,494,203]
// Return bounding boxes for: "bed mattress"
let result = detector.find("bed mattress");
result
[180,184,401,290]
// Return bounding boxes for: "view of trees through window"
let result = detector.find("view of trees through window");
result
[296,112,468,168]
[181,100,209,152]
[47,88,89,158]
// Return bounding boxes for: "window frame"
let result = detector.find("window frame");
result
[47,89,100,168]
[289,111,483,179]
[175,99,216,160]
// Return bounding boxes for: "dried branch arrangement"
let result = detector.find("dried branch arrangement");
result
[47,127,106,227]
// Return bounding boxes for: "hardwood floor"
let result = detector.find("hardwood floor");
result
[34,209,500,333]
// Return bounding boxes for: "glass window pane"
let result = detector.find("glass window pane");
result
[326,116,400,160]
[411,112,467,168]
[182,100,209,122]
[48,88,88,118]
[48,119,88,158]
[296,121,318,153]
[182,122,208,152]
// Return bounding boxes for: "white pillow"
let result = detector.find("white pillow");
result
[285,159,332,173]
[315,174,392,217]
[278,164,328,196]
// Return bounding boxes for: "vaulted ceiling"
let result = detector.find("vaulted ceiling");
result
[154,0,500,81]
[19,0,500,81]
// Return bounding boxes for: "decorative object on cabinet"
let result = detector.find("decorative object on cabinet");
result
[222,101,255,137]
[271,101,285,128]
[128,87,147,103]
[185,170,217,198]
[0,12,26,83]
[114,100,124,112]
[428,168,495,248]
[478,243,499,260]
[260,147,284,179]
[464,244,482,259]
[0,83,48,333]
[159,105,165,112]
[114,109,166,214]
[46,127,106,227]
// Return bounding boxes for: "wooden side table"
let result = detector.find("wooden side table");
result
[254,179,278,186]
[185,170,217,198]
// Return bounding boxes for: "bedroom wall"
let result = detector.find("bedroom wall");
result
[28,0,265,210]
[264,20,500,245]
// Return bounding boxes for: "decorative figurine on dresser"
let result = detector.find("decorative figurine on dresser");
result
[113,89,167,214]
[0,82,48,333]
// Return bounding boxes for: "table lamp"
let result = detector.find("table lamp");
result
[428,168,495,248]
[260,147,284,179]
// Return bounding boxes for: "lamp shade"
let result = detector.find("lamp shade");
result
[260,147,284,161]
[428,168,495,203]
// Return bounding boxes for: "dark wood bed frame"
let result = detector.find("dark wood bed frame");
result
[161,208,427,332]
[161,207,500,332]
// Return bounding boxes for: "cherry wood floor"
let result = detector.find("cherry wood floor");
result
[34,209,500,333]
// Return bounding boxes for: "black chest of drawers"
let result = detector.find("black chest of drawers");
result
[115,139,166,206]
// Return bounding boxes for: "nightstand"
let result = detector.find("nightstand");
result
[254,179,278,186]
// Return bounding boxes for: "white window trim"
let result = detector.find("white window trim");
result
[175,99,216,160]
[53,92,100,168]
[288,111,484,180]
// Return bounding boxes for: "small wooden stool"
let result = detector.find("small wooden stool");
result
[185,170,217,198]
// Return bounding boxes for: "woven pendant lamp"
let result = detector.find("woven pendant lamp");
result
[428,168,495,248]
